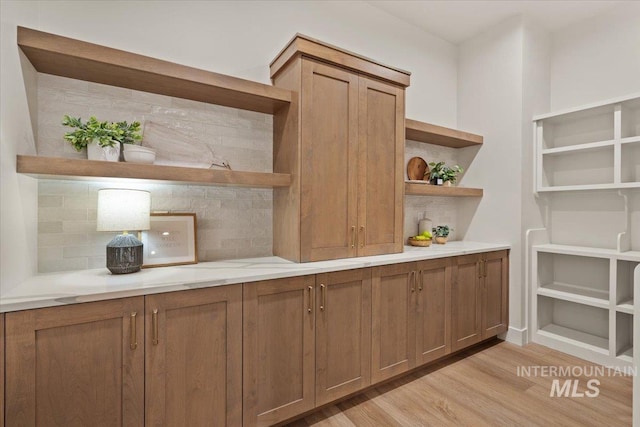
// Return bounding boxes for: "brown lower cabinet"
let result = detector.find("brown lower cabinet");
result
[482,250,509,339]
[451,250,509,352]
[4,286,242,427]
[2,251,507,427]
[5,297,146,426]
[371,258,451,383]
[145,285,242,426]
[243,269,372,427]
[371,262,417,383]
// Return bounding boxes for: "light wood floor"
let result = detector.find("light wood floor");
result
[287,340,632,426]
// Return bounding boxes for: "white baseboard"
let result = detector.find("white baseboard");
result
[502,326,528,346]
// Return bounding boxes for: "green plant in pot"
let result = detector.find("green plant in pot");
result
[432,225,452,244]
[62,115,142,162]
[428,162,463,186]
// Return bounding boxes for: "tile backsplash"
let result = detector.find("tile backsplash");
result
[38,180,272,273]
[37,74,273,273]
[36,74,460,273]
[403,140,460,240]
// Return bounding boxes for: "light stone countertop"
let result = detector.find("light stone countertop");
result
[0,241,510,313]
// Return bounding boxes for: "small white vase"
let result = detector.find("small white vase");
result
[87,139,120,162]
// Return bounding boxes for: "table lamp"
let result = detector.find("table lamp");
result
[97,189,151,274]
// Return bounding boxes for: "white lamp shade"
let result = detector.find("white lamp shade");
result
[97,189,151,232]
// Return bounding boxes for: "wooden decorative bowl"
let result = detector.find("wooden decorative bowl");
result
[408,237,432,247]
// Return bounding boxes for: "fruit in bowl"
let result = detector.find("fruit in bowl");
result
[408,231,432,247]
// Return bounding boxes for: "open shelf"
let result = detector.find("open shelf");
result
[537,104,615,150]
[537,252,610,306]
[404,182,482,197]
[405,119,483,148]
[532,244,640,262]
[616,312,633,362]
[621,139,640,183]
[17,26,292,114]
[617,300,634,315]
[541,145,614,188]
[537,296,609,354]
[538,324,609,354]
[16,155,291,188]
[537,284,609,309]
[617,260,637,307]
[541,139,615,156]
[537,183,620,192]
[621,97,640,139]
[533,244,619,258]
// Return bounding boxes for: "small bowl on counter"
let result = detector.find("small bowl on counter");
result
[407,237,432,247]
[124,145,156,164]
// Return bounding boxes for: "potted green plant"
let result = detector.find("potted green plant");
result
[62,115,142,162]
[428,162,463,186]
[432,225,452,244]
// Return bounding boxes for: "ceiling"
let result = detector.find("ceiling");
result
[366,1,622,44]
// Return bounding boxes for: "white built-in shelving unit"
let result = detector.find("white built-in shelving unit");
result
[535,93,640,192]
[530,93,640,367]
[531,243,638,365]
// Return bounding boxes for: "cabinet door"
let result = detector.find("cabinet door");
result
[371,262,417,384]
[451,254,483,352]
[5,297,144,426]
[482,250,509,339]
[357,76,404,257]
[243,276,316,427]
[300,59,359,262]
[316,269,372,406]
[416,258,451,365]
[145,285,242,427]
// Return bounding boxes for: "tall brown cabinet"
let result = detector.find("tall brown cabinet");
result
[271,35,410,262]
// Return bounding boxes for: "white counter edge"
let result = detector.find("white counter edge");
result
[0,241,510,313]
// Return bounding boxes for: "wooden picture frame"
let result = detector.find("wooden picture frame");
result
[141,213,198,267]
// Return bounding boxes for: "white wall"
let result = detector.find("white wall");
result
[457,17,526,340]
[550,1,640,110]
[1,1,39,295]
[28,0,458,127]
[521,20,551,343]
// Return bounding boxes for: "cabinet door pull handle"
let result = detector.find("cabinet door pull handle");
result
[360,225,365,248]
[477,261,482,279]
[308,286,314,313]
[418,270,423,291]
[484,260,488,278]
[410,271,415,292]
[351,226,356,248]
[152,309,159,345]
[130,312,137,350]
[320,284,326,310]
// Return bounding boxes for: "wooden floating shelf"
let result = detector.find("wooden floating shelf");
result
[404,182,483,197]
[17,26,292,114]
[17,156,292,188]
[405,119,483,148]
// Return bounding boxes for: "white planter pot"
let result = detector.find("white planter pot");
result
[87,139,120,162]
